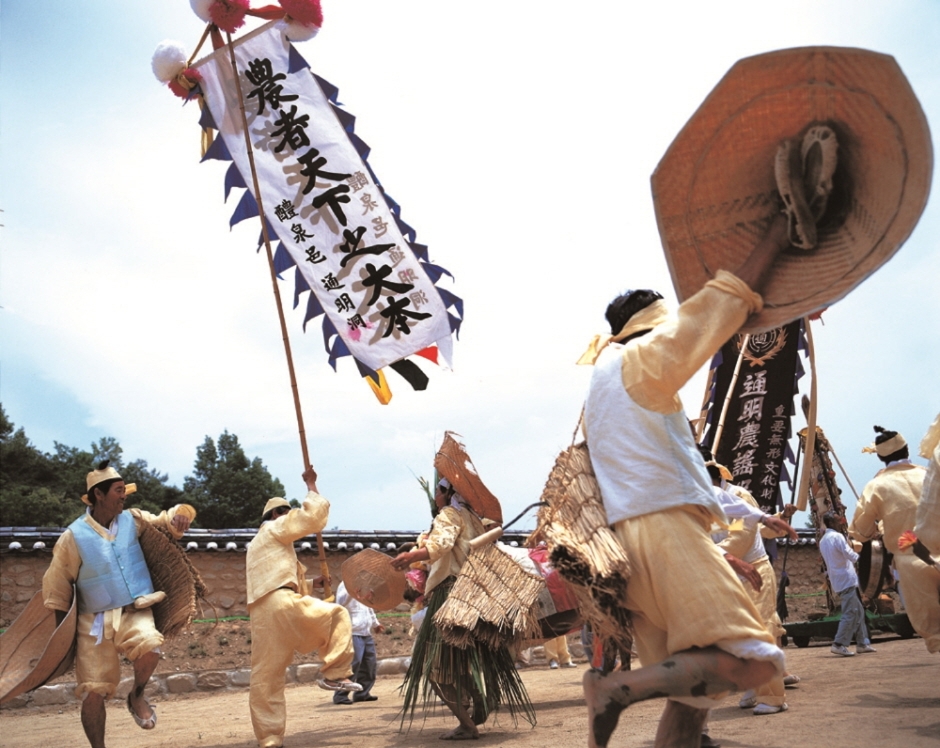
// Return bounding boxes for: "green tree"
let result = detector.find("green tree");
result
[0,404,180,526]
[182,431,285,528]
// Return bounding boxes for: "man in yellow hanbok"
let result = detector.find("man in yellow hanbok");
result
[246,467,358,748]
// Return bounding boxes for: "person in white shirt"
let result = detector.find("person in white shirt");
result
[819,512,875,656]
[332,581,386,704]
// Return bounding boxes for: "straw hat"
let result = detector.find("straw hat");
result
[262,497,291,518]
[434,432,503,524]
[81,460,124,506]
[341,549,407,612]
[0,590,77,705]
[652,46,932,333]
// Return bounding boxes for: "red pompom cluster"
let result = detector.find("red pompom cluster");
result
[279,0,323,27]
[209,0,251,33]
[168,67,204,99]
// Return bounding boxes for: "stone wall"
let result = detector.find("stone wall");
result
[2,549,359,626]
[2,541,831,628]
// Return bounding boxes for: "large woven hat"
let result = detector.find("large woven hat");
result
[434,432,503,524]
[652,46,932,332]
[341,549,407,612]
[0,590,77,704]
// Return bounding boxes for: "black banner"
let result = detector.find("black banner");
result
[702,320,803,513]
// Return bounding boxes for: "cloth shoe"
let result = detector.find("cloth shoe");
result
[856,643,877,654]
[564,661,578,668]
[830,643,855,656]
[753,702,788,715]
[549,659,559,669]
[700,733,722,748]
[354,694,378,702]
[127,694,157,730]
[317,678,363,692]
[739,690,757,709]
[783,673,801,687]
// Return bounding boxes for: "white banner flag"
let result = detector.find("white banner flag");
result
[195,23,451,371]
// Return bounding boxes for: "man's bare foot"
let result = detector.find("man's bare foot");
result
[584,669,637,748]
[439,725,479,740]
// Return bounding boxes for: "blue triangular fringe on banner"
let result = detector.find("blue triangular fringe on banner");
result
[354,357,381,384]
[288,44,310,74]
[293,267,309,309]
[321,317,338,365]
[273,242,295,278]
[437,288,464,319]
[421,262,455,284]
[332,106,356,134]
[199,103,217,131]
[230,190,259,228]
[395,216,416,243]
[201,134,232,163]
[383,193,401,217]
[329,335,351,369]
[447,312,462,337]
[224,163,246,202]
[303,290,325,330]
[348,132,371,160]
[321,317,351,370]
[313,74,340,104]
[256,218,278,251]
[410,243,430,262]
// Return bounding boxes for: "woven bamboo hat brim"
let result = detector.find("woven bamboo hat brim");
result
[652,46,932,333]
[434,432,503,525]
[138,522,210,639]
[0,590,77,705]
[341,549,408,612]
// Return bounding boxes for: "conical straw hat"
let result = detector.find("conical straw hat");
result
[652,46,932,332]
[434,431,503,525]
[341,549,408,612]
[0,590,77,704]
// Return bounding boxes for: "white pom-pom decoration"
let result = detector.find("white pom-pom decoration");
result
[277,18,319,42]
[152,41,189,83]
[190,0,214,23]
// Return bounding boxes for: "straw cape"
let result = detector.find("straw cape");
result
[652,46,933,333]
[341,549,407,612]
[434,432,503,525]
[537,441,634,652]
[433,542,545,650]
[137,522,211,639]
[0,590,77,704]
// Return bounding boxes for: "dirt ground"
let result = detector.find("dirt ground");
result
[2,635,937,748]
[152,613,418,674]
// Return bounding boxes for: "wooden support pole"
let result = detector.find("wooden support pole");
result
[224,32,333,600]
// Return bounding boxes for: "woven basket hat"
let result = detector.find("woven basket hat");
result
[434,431,503,525]
[0,590,77,704]
[341,549,408,612]
[652,46,932,332]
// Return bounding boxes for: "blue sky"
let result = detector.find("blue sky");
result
[2,1,938,531]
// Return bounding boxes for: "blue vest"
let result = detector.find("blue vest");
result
[70,511,155,614]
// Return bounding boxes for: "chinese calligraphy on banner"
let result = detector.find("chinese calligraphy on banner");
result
[194,23,451,371]
[703,320,804,512]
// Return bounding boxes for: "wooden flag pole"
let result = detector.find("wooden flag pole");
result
[711,334,749,457]
[224,32,333,600]
[796,318,818,512]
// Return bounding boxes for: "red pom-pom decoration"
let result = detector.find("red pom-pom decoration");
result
[280,0,323,27]
[210,0,250,33]
[168,67,203,99]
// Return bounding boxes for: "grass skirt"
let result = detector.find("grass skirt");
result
[400,577,535,730]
